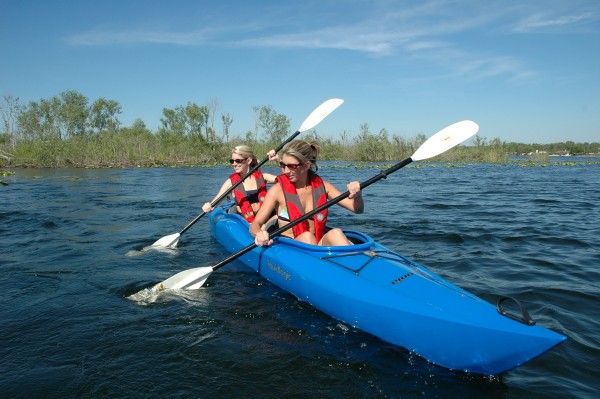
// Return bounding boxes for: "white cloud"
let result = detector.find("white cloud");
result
[236,28,402,55]
[66,29,212,46]
[456,57,536,81]
[514,12,595,32]
[405,41,450,52]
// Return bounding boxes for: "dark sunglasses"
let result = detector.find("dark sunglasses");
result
[279,161,301,170]
[229,158,247,164]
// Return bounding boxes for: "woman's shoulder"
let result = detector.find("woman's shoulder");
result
[321,179,341,195]
[324,179,335,187]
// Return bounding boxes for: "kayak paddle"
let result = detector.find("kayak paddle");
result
[151,98,345,249]
[148,120,479,291]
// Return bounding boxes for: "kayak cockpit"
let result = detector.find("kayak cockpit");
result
[224,200,376,250]
[273,229,375,252]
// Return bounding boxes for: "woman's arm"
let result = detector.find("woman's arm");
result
[267,149,279,163]
[202,179,233,213]
[263,150,279,184]
[324,180,364,214]
[263,172,278,184]
[249,184,281,246]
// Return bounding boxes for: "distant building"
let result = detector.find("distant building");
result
[527,149,547,155]
[553,150,572,156]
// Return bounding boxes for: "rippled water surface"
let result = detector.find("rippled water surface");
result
[2,159,599,398]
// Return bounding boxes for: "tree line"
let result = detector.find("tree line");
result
[1,91,598,168]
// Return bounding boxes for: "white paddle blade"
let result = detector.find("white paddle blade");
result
[298,98,344,132]
[411,120,479,162]
[152,233,180,248]
[156,266,214,290]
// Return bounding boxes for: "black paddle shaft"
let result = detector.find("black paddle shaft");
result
[211,156,414,272]
[178,130,302,235]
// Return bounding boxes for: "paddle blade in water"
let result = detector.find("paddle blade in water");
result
[127,266,211,301]
[152,233,180,248]
[411,120,479,162]
[157,266,214,290]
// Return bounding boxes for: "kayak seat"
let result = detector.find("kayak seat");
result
[347,235,365,245]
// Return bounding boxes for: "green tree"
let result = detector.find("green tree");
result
[353,123,392,161]
[17,97,61,140]
[253,105,290,144]
[58,90,89,138]
[89,98,122,134]
[120,119,152,138]
[473,135,487,147]
[160,103,209,140]
[391,134,412,158]
[184,102,208,138]
[206,98,220,136]
[1,95,22,148]
[222,112,233,142]
[159,107,186,136]
[270,113,290,144]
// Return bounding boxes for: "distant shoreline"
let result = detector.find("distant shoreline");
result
[3,156,600,171]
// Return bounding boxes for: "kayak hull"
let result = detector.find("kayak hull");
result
[209,208,567,375]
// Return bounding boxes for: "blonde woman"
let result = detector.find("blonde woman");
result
[202,145,278,222]
[250,140,363,247]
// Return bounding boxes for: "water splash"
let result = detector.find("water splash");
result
[126,285,162,305]
[125,245,179,257]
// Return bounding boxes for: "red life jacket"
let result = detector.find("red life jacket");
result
[229,170,267,222]
[277,172,328,242]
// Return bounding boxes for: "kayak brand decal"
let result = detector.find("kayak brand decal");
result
[268,261,291,281]
[391,272,413,285]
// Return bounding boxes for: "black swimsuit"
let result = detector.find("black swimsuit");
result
[245,189,259,204]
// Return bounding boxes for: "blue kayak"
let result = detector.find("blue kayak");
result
[208,207,567,375]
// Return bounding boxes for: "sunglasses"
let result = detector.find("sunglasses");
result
[279,162,301,170]
[229,158,247,164]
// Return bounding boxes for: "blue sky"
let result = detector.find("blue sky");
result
[2,0,599,144]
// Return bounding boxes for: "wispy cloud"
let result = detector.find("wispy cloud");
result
[514,12,595,32]
[66,20,411,55]
[65,28,216,46]
[455,56,536,81]
[404,40,450,52]
[236,27,406,56]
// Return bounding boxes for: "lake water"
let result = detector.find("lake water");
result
[2,158,599,398]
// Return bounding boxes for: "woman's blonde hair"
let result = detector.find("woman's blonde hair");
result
[232,145,258,167]
[281,140,321,171]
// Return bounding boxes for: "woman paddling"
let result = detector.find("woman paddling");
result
[202,145,278,222]
[250,140,363,247]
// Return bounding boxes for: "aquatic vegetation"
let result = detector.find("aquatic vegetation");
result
[444,163,468,168]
